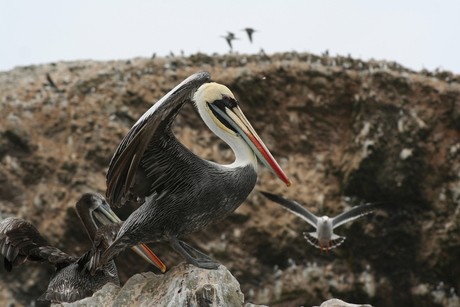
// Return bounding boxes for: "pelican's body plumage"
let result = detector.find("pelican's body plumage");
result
[90,72,290,272]
[0,193,163,303]
[261,191,386,251]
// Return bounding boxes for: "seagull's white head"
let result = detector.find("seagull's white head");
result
[321,216,329,224]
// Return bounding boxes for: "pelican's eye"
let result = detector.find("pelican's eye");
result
[207,97,239,134]
[219,94,238,109]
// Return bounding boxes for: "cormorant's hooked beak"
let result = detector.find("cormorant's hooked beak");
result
[209,103,291,187]
[94,202,167,273]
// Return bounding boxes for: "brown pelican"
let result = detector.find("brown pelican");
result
[242,28,257,43]
[0,193,165,303]
[88,71,291,273]
[221,32,239,50]
[260,191,386,251]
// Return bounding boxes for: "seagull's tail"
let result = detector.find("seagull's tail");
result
[303,232,346,251]
[303,232,321,248]
[329,234,346,250]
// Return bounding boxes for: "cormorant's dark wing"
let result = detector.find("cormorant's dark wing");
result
[0,217,75,272]
[332,202,387,229]
[260,191,318,228]
[106,71,211,207]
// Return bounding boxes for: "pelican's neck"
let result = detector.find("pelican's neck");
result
[195,100,257,170]
[76,206,98,241]
[222,132,258,170]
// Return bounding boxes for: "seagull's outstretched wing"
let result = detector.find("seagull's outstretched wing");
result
[106,71,211,207]
[332,202,386,229]
[260,191,318,228]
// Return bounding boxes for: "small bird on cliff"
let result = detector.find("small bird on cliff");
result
[87,71,291,274]
[0,193,164,303]
[242,28,257,43]
[260,191,386,251]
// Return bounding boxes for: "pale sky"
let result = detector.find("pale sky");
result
[1,1,459,74]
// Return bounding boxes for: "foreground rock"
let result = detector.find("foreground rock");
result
[317,299,372,307]
[53,264,370,307]
[54,264,242,307]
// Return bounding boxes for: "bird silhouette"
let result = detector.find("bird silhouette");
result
[221,32,239,50]
[242,28,257,43]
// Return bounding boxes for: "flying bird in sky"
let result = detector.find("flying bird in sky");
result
[260,191,386,251]
[221,32,239,50]
[242,28,257,43]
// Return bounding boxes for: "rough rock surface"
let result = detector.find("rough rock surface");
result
[51,264,367,307]
[317,299,372,307]
[0,52,460,307]
[53,264,244,307]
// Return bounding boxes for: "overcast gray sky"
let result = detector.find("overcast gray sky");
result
[1,1,459,73]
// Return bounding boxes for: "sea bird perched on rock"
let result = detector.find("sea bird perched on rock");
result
[88,71,291,274]
[260,191,386,251]
[0,193,164,303]
[242,28,257,43]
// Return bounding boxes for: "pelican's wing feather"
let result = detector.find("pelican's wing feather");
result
[86,222,123,273]
[106,71,211,207]
[0,217,74,271]
[260,191,318,228]
[332,202,386,229]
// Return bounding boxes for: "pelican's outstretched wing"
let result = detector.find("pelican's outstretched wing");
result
[260,191,318,228]
[106,71,211,207]
[332,202,386,229]
[0,217,74,272]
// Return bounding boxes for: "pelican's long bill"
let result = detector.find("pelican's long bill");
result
[209,102,291,187]
[93,201,167,273]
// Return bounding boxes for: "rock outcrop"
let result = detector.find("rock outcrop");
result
[52,264,370,307]
[53,264,244,307]
[1,52,459,306]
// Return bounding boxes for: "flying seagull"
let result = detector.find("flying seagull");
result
[260,191,386,251]
[87,71,291,274]
[242,28,257,43]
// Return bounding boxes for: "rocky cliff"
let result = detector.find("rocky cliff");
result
[0,52,459,307]
[50,264,372,307]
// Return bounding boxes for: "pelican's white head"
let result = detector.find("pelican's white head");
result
[193,82,291,186]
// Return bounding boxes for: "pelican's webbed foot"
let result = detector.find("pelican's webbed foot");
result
[169,236,221,269]
[179,240,213,260]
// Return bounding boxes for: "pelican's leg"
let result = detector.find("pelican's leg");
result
[178,240,212,260]
[168,236,221,269]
